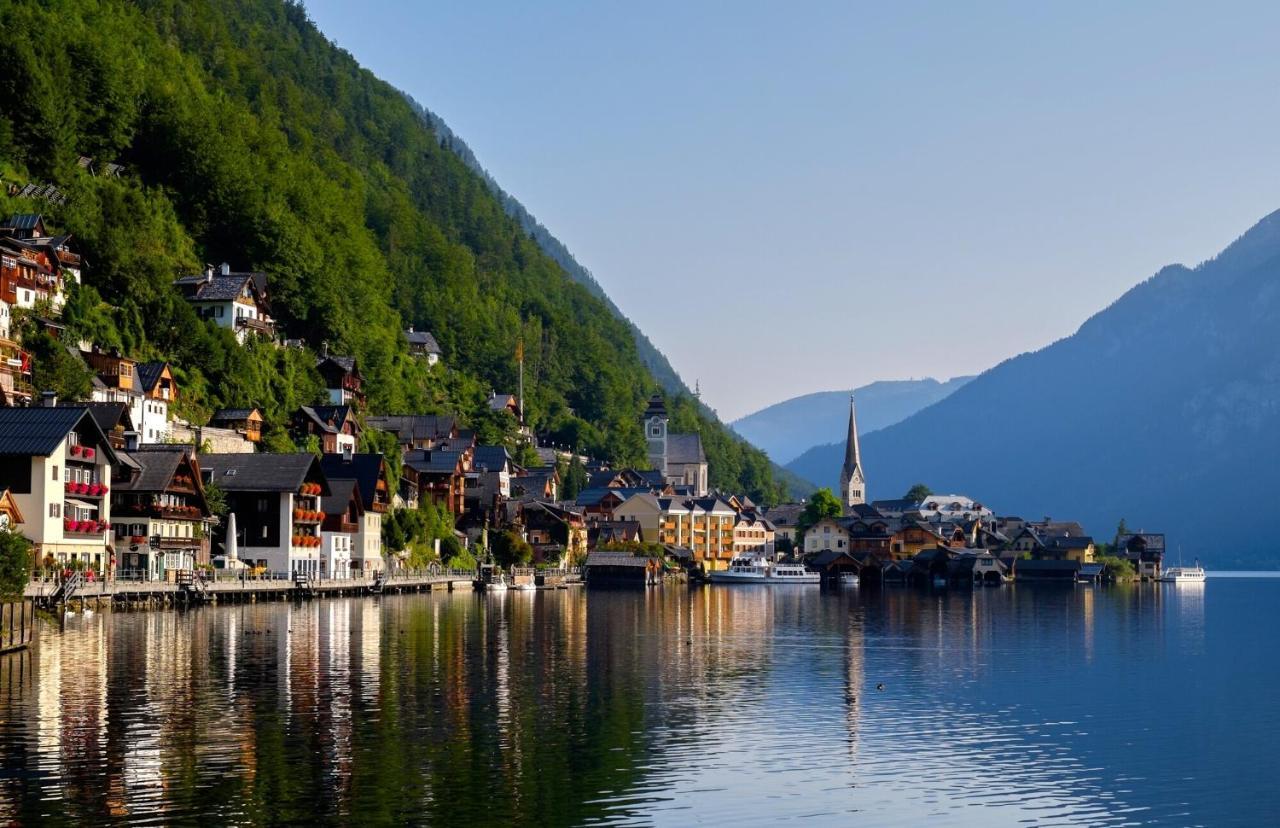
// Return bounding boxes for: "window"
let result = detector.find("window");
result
[261,526,269,539]
[49,503,61,518]
[52,464,59,481]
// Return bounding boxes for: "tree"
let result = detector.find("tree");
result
[490,530,533,568]
[0,531,33,599]
[26,330,92,401]
[562,455,588,501]
[203,480,229,520]
[904,483,933,503]
[1116,518,1130,539]
[796,488,843,543]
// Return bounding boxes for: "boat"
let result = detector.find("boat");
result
[512,580,536,591]
[1158,565,1206,583]
[708,556,819,584]
[474,563,509,592]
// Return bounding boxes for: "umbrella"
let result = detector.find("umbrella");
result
[225,512,239,562]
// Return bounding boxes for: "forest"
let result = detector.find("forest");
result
[0,0,790,503]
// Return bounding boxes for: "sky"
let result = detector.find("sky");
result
[305,0,1280,421]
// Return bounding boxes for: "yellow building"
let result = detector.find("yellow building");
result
[614,493,737,571]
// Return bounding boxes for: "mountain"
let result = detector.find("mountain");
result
[0,0,788,502]
[844,209,1280,568]
[734,378,972,465]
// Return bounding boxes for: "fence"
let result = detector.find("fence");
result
[0,601,34,653]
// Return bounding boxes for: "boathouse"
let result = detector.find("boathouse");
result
[583,551,659,587]
[806,549,862,586]
[1013,558,1080,582]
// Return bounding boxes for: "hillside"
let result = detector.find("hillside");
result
[0,0,787,502]
[853,209,1280,568]
[734,377,972,465]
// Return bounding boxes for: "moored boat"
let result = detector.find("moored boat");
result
[708,556,819,584]
[1158,565,1206,583]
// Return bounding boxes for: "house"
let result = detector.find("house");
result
[173,264,274,343]
[574,487,651,520]
[761,503,804,550]
[209,408,264,443]
[523,502,587,566]
[405,327,442,365]
[365,414,457,450]
[945,549,1007,586]
[316,353,364,406]
[319,479,361,579]
[846,517,898,558]
[0,403,118,572]
[641,395,708,496]
[1115,533,1165,580]
[613,493,736,571]
[134,361,177,444]
[0,326,34,407]
[0,217,78,313]
[0,488,25,532]
[320,451,389,575]
[583,550,660,587]
[803,517,850,555]
[511,468,558,502]
[732,513,775,558]
[403,448,470,515]
[291,404,359,454]
[111,446,212,580]
[588,520,643,548]
[806,549,864,584]
[198,453,330,577]
[487,392,521,419]
[1009,522,1096,563]
[469,444,516,505]
[81,402,135,450]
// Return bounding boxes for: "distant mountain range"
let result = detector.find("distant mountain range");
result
[733,378,973,465]
[803,209,1280,568]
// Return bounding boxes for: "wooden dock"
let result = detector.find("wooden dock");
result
[0,600,34,653]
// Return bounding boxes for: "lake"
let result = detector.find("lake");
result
[0,578,1275,826]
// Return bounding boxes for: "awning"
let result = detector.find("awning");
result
[65,498,97,510]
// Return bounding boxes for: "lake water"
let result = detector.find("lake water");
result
[0,578,1275,826]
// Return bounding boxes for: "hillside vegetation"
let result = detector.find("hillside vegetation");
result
[0,0,786,502]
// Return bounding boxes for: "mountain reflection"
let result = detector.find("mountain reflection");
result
[0,580,1268,826]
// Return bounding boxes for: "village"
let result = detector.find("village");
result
[0,212,1168,608]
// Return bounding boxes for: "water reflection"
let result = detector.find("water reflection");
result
[0,580,1270,826]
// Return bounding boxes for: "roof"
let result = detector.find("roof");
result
[487,393,518,412]
[404,449,463,474]
[365,414,456,443]
[80,401,134,433]
[808,550,862,568]
[320,453,386,511]
[472,445,513,472]
[762,503,805,526]
[135,361,168,394]
[199,453,325,493]
[842,396,863,482]
[296,405,341,434]
[175,272,259,302]
[1014,558,1081,573]
[642,394,667,419]
[113,447,188,493]
[666,433,706,465]
[317,354,358,374]
[0,406,118,462]
[405,329,441,352]
[584,551,650,568]
[321,478,362,516]
[2,214,42,232]
[211,408,261,423]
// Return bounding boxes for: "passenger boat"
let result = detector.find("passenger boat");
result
[708,556,819,584]
[1158,564,1206,583]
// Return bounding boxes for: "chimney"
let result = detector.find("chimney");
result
[124,430,140,451]
[41,390,57,407]
[408,325,414,333]
[220,262,230,275]
[204,264,213,280]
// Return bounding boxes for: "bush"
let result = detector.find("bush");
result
[1097,555,1136,581]
[0,531,32,598]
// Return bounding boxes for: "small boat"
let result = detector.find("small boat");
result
[474,563,509,592]
[1158,565,1206,583]
[708,556,819,584]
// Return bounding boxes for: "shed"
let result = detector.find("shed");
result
[583,551,659,587]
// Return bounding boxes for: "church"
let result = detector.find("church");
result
[642,394,709,496]
[839,396,867,513]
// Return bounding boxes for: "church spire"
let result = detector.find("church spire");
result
[840,395,866,510]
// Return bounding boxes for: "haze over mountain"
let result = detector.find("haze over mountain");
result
[806,209,1280,568]
[732,378,973,465]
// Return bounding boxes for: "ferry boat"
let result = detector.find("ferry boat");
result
[708,556,819,584]
[1158,564,1206,584]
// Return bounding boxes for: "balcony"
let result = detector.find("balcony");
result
[64,519,109,536]
[293,509,324,524]
[64,481,108,498]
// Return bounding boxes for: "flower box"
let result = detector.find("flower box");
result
[84,447,95,460]
[64,482,74,493]
[70,444,83,457]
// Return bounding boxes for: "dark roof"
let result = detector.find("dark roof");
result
[666,433,706,464]
[1045,535,1095,550]
[135,361,168,394]
[175,272,258,302]
[320,453,386,511]
[404,449,462,474]
[642,394,666,419]
[585,551,649,568]
[80,401,134,433]
[472,445,512,472]
[405,329,441,352]
[365,414,455,443]
[211,408,260,422]
[295,405,338,434]
[317,354,358,374]
[114,447,188,493]
[199,453,325,493]
[0,406,117,462]
[321,478,362,516]
[808,550,862,568]
[870,498,922,514]
[2,214,42,231]
[762,503,805,526]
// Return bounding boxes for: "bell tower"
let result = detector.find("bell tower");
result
[642,394,668,476]
[839,395,866,512]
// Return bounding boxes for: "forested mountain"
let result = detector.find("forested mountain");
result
[734,377,972,466]
[0,0,787,502]
[852,209,1280,568]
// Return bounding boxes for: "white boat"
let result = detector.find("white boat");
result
[513,580,536,591]
[1158,565,1206,583]
[708,556,819,584]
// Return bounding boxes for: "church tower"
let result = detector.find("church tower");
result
[642,394,669,476]
[839,395,866,512]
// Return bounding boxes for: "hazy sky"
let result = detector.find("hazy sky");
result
[305,0,1280,420]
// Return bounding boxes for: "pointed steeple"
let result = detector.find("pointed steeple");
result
[840,395,866,510]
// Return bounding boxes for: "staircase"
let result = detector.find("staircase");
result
[293,571,316,599]
[175,570,209,604]
[42,571,83,609]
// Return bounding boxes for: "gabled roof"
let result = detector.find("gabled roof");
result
[317,354,359,375]
[2,214,43,232]
[211,408,262,423]
[404,449,463,474]
[135,361,170,394]
[80,401,134,434]
[320,452,386,511]
[365,414,456,443]
[471,445,513,472]
[199,453,326,493]
[762,503,805,526]
[666,433,705,465]
[114,447,203,507]
[321,478,364,517]
[0,406,117,462]
[296,405,338,434]
[585,550,649,568]
[405,329,441,352]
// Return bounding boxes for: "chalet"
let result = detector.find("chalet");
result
[111,446,212,580]
[81,402,135,450]
[1115,533,1165,580]
[319,479,361,579]
[574,487,651,519]
[291,404,359,454]
[1009,522,1096,563]
[803,517,849,554]
[365,414,457,450]
[405,327,442,365]
[589,520,643,548]
[198,453,329,577]
[135,361,177,443]
[320,451,390,575]
[209,408,264,443]
[0,403,118,572]
[173,264,274,343]
[470,445,515,501]
[487,392,520,418]
[403,448,470,515]
[846,517,898,558]
[316,353,364,406]
[583,550,660,587]
[0,216,78,313]
[511,468,559,502]
[0,488,25,532]
[523,502,587,566]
